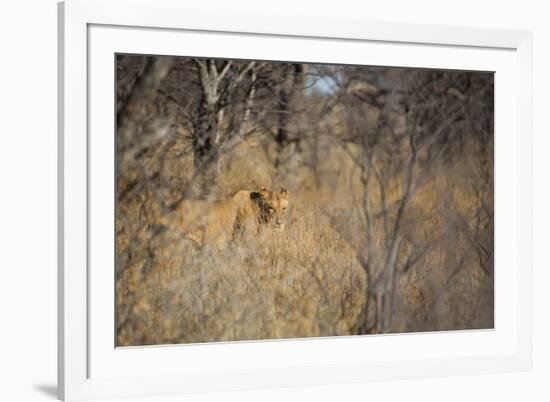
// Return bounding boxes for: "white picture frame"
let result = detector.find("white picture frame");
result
[58,0,533,400]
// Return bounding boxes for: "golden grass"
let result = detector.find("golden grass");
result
[116,135,493,346]
[117,190,367,346]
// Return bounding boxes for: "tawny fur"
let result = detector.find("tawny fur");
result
[163,188,289,246]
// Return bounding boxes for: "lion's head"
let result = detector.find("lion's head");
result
[251,186,289,230]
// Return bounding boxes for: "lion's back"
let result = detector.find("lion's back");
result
[172,191,253,245]
[232,191,261,239]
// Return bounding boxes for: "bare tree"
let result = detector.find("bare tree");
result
[322,67,494,333]
[117,56,174,176]
[190,59,261,194]
[115,55,494,345]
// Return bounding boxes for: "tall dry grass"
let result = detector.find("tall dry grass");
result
[117,187,366,346]
[116,133,492,346]
[115,57,493,346]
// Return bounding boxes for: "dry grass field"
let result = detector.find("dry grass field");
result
[116,56,494,346]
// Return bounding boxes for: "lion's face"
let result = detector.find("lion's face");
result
[251,187,289,230]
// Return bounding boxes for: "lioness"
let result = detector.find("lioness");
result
[165,187,289,246]
[235,187,289,238]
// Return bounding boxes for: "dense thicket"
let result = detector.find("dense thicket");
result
[116,55,493,345]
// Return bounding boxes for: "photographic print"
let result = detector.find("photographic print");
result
[115,55,494,346]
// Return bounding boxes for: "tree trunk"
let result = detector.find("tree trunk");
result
[191,98,222,197]
[381,235,402,332]
[117,56,173,148]
[275,64,305,177]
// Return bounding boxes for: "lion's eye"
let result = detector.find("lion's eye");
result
[282,207,287,212]
[268,206,276,213]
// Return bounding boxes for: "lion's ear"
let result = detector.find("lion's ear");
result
[251,191,267,201]
[280,187,288,198]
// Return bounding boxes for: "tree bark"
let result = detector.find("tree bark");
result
[117,56,173,144]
